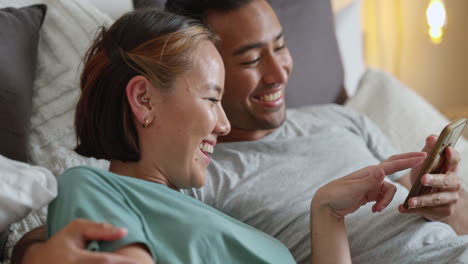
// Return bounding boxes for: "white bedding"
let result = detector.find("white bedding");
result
[0,155,56,232]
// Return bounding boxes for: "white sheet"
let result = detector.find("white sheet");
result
[0,155,56,232]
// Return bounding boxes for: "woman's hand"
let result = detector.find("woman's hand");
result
[312,152,426,220]
[12,219,136,264]
[310,152,426,264]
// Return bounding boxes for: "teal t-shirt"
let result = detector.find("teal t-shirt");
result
[47,166,295,263]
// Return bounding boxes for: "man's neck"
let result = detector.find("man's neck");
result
[219,127,277,142]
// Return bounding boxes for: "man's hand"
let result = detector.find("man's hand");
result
[397,135,465,225]
[12,219,136,264]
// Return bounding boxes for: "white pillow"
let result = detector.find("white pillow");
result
[346,68,468,189]
[81,0,133,20]
[334,0,365,96]
[0,0,114,177]
[0,155,56,232]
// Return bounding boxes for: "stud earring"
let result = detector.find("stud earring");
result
[143,117,151,128]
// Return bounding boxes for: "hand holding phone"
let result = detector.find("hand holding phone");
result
[403,117,467,210]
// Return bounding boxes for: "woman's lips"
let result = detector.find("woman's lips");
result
[199,141,214,164]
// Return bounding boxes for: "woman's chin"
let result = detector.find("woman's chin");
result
[190,173,206,189]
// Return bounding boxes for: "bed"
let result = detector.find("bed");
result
[1,0,467,262]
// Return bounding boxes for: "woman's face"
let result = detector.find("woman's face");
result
[146,40,230,189]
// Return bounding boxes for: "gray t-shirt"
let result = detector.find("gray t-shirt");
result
[183,104,468,263]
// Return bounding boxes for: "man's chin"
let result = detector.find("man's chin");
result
[224,103,287,131]
[253,109,287,130]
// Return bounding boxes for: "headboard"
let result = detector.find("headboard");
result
[134,0,346,108]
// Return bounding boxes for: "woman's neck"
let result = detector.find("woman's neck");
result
[109,160,179,190]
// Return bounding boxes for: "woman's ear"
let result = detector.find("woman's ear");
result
[126,75,154,127]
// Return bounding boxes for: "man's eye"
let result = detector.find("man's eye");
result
[240,57,260,65]
[275,44,286,51]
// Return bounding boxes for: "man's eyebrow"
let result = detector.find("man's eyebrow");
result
[232,31,284,56]
[275,31,284,41]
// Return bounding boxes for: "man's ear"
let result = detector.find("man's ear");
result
[125,75,154,126]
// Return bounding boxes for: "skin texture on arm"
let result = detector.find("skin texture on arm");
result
[11,226,46,264]
[395,135,468,234]
[310,205,350,264]
[11,219,136,264]
[310,152,426,264]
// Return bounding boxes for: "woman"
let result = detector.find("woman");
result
[46,9,294,263]
[19,9,426,264]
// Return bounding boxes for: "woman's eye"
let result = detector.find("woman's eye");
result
[240,57,260,65]
[208,98,220,103]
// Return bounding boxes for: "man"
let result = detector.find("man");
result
[166,0,468,263]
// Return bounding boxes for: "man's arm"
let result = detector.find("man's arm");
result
[11,219,136,264]
[11,225,46,264]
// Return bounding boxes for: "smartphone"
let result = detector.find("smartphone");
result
[403,117,467,210]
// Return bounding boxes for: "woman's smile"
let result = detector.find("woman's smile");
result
[199,140,215,164]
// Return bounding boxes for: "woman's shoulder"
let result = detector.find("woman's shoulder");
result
[60,165,108,179]
[57,166,114,190]
[62,165,106,175]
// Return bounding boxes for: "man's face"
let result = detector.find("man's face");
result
[206,0,293,132]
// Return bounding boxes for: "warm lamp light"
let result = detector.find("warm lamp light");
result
[426,0,447,44]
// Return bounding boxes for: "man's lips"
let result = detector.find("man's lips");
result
[252,88,284,107]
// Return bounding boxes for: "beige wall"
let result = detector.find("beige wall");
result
[363,0,468,113]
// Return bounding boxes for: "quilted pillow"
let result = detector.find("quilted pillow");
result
[26,0,112,176]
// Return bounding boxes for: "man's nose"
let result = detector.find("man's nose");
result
[262,54,289,85]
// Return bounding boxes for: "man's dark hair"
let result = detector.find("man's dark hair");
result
[165,0,255,22]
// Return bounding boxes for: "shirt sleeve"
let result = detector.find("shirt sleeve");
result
[46,167,154,257]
